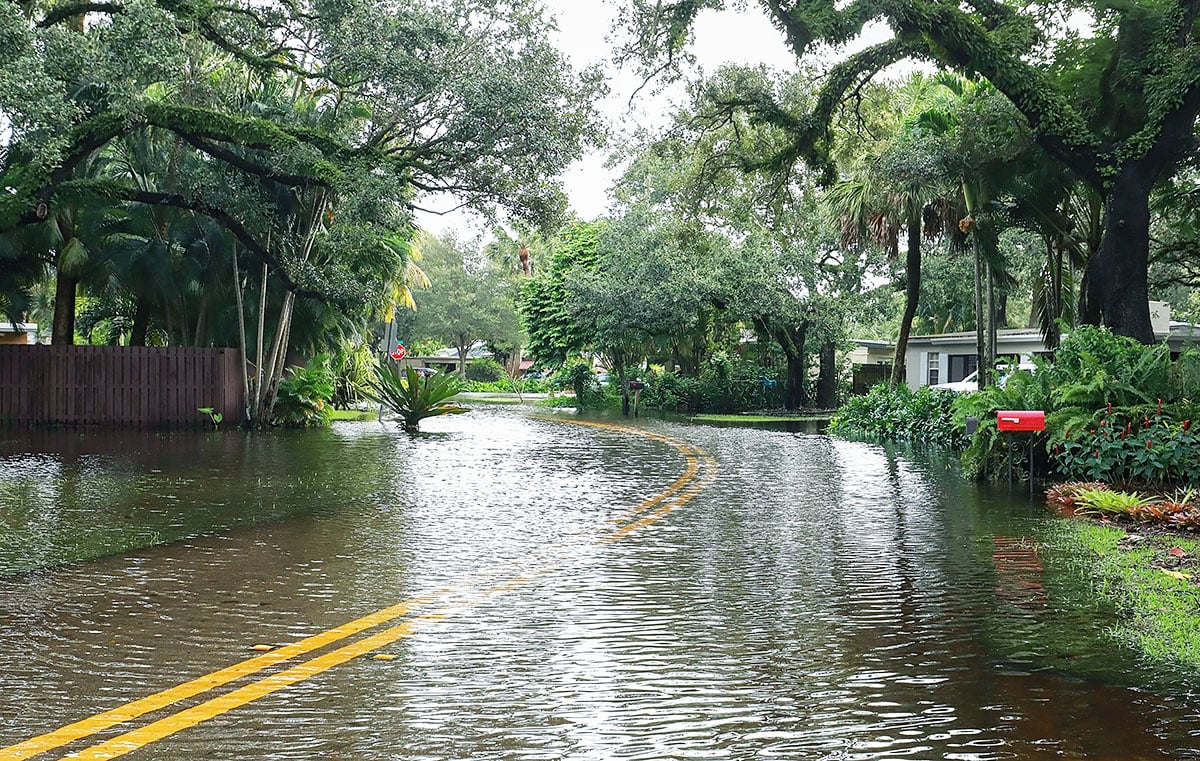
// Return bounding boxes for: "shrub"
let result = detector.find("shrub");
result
[465,357,507,383]
[556,360,599,409]
[330,343,378,409]
[274,355,335,427]
[830,383,962,447]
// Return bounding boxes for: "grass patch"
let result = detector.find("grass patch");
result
[1054,521,1200,668]
[455,394,525,405]
[331,409,378,421]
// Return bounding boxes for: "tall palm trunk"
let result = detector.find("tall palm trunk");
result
[890,204,922,386]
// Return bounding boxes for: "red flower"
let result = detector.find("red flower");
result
[1100,420,1106,427]
[1095,450,1101,458]
[1107,402,1113,415]
[1158,399,1163,415]
[1148,440,1153,449]
[1185,420,1192,431]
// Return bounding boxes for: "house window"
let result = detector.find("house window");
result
[927,352,940,385]
[948,354,977,383]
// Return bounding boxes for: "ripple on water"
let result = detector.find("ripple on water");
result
[2,411,1200,759]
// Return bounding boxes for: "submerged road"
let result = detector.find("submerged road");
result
[2,418,715,760]
[4,408,1200,759]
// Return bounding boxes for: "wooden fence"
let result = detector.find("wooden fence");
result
[0,346,245,428]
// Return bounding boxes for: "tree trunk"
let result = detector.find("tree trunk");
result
[1080,167,1155,344]
[782,323,808,410]
[890,212,922,386]
[816,340,837,409]
[51,272,77,345]
[130,297,151,346]
[457,343,469,380]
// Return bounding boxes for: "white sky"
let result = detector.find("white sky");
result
[416,1,800,236]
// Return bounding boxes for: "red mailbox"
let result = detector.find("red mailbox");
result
[996,410,1045,432]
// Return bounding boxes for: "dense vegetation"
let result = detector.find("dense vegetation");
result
[6,1,1200,428]
[0,0,600,425]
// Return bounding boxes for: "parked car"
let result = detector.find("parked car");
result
[931,363,1036,393]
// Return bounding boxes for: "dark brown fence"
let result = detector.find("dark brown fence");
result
[0,346,245,428]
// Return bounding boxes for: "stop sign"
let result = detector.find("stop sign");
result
[390,342,407,360]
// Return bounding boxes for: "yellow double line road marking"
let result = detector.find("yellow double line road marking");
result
[2,419,715,761]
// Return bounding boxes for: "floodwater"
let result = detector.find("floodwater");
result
[2,407,1200,760]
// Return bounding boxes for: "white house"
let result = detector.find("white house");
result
[905,301,1187,390]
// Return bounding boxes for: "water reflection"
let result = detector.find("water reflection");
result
[1,409,1199,759]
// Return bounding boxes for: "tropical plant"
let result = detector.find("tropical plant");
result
[329,342,378,410]
[1073,487,1155,517]
[273,356,335,428]
[366,365,468,432]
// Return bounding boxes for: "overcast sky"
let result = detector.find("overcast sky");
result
[416,2,799,236]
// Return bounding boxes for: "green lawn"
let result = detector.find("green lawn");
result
[1053,521,1200,668]
[331,409,378,421]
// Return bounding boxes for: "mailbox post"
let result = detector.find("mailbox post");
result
[628,379,646,418]
[996,410,1046,492]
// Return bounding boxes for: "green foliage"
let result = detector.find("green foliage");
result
[518,221,606,366]
[366,364,469,432]
[1051,411,1200,486]
[409,233,524,376]
[273,356,335,428]
[196,407,223,430]
[464,378,550,394]
[639,355,781,414]
[329,342,378,409]
[465,357,506,383]
[1072,487,1155,516]
[952,365,1052,481]
[952,328,1200,483]
[557,360,599,409]
[829,383,962,447]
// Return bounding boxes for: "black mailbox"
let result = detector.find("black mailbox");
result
[628,380,646,391]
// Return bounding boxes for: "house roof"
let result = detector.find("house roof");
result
[907,328,1046,346]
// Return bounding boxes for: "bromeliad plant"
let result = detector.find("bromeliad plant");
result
[367,365,469,432]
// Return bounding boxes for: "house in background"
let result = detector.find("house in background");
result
[848,339,894,395]
[905,327,1051,391]
[399,341,494,376]
[0,323,39,345]
[904,301,1194,390]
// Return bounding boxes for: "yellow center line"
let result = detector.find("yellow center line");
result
[4,419,714,761]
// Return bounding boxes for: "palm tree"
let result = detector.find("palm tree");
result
[826,157,955,387]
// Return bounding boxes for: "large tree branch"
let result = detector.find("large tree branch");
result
[177,134,333,189]
[60,180,331,302]
[886,1,1102,185]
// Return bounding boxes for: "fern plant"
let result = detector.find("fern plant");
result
[366,365,468,432]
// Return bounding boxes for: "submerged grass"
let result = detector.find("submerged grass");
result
[331,409,378,421]
[1054,521,1200,668]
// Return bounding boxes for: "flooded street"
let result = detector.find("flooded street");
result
[3,407,1200,759]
